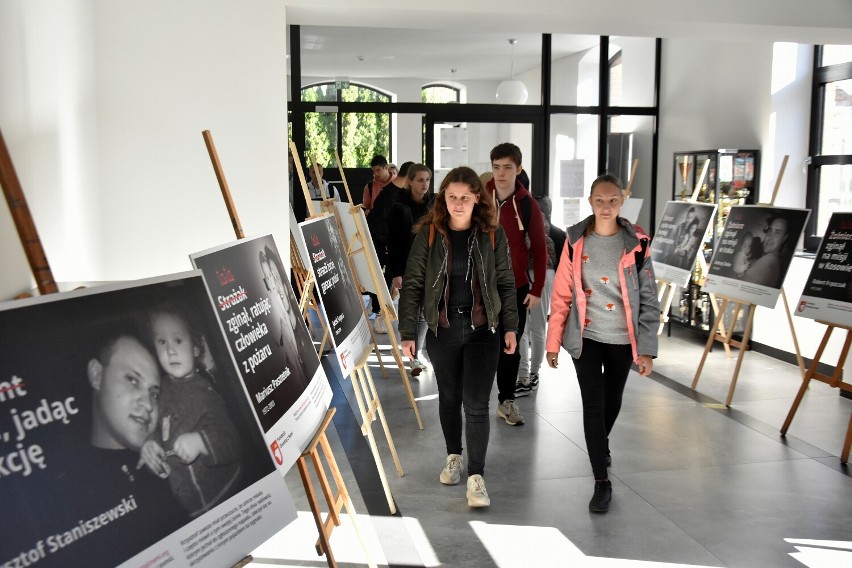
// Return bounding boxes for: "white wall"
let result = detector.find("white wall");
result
[1,0,289,296]
[0,0,100,297]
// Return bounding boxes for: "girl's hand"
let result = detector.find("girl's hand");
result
[636,355,653,376]
[546,351,559,369]
[401,340,416,360]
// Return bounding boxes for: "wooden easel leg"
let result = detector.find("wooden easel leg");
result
[780,288,807,379]
[693,298,728,389]
[297,455,337,567]
[781,327,833,435]
[361,363,405,476]
[317,435,377,568]
[841,412,852,464]
[709,293,733,357]
[385,322,424,429]
[725,303,756,406]
[720,302,742,358]
[350,365,398,514]
[658,283,676,336]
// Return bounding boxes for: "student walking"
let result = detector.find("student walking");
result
[546,174,659,513]
[485,143,547,426]
[398,166,518,508]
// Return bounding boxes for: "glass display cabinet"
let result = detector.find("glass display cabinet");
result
[668,149,759,333]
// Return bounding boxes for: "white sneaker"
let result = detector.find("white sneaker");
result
[496,400,525,426]
[466,474,490,507]
[372,314,388,334]
[439,454,463,485]
[408,359,422,377]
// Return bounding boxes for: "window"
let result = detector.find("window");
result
[806,45,852,249]
[301,82,391,168]
[421,84,461,104]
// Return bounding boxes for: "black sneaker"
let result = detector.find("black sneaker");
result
[514,380,533,398]
[589,480,612,513]
[529,373,540,390]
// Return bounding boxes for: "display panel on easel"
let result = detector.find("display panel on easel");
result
[651,201,716,287]
[300,216,371,376]
[703,205,810,308]
[796,212,852,328]
[0,274,295,568]
[190,235,333,471]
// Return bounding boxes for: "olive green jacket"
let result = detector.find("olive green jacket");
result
[398,223,519,339]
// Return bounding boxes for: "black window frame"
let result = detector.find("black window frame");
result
[805,45,852,251]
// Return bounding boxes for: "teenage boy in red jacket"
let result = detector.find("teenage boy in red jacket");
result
[487,143,547,426]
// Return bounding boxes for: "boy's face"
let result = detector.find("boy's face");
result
[88,336,161,451]
[151,312,199,379]
[491,157,522,193]
[372,165,390,183]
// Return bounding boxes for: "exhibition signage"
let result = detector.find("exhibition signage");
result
[651,201,716,287]
[0,274,295,568]
[191,235,332,471]
[704,205,810,308]
[299,216,371,376]
[796,212,852,328]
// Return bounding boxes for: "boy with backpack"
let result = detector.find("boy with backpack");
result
[485,143,547,426]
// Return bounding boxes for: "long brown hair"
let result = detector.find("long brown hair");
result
[584,173,624,237]
[415,166,497,233]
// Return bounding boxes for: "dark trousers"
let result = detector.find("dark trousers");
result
[369,240,390,314]
[496,284,529,403]
[426,311,500,476]
[571,338,633,480]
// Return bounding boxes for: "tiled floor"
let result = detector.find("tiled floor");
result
[251,321,852,568]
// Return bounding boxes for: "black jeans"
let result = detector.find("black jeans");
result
[496,284,529,403]
[571,338,633,480]
[426,311,500,476]
[369,239,390,314]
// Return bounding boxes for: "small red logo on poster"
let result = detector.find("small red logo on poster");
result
[311,234,320,247]
[798,301,807,313]
[270,440,283,465]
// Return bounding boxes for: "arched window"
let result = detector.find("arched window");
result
[301,81,392,167]
[421,83,461,104]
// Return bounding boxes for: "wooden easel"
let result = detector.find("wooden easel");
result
[657,158,710,335]
[290,236,331,355]
[297,407,377,568]
[290,143,390,380]
[691,155,806,405]
[0,127,58,296]
[203,132,372,564]
[781,322,852,463]
[324,150,423,430]
[289,145,403,513]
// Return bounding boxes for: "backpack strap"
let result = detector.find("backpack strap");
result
[518,195,532,233]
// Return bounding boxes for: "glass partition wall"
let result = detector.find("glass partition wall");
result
[288,25,660,231]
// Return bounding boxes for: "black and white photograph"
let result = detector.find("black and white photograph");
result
[0,275,293,568]
[300,215,371,374]
[651,201,716,286]
[704,205,810,308]
[796,212,852,327]
[191,235,332,470]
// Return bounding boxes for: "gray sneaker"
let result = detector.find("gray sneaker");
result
[439,454,463,485]
[496,400,525,425]
[466,474,490,507]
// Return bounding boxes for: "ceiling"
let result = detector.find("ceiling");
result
[294,26,602,81]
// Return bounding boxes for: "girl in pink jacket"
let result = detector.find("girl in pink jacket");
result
[546,174,659,513]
